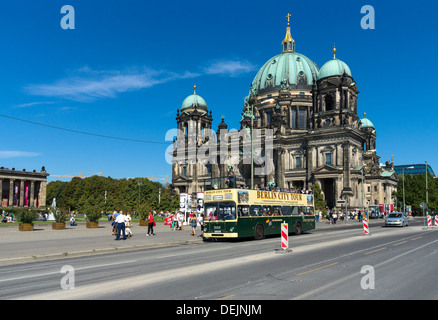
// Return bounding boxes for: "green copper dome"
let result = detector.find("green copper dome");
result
[319,58,352,79]
[251,52,320,95]
[359,116,374,129]
[181,86,207,111]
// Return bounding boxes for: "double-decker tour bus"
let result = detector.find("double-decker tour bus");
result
[203,178,315,240]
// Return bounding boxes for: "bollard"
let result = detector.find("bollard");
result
[281,223,288,250]
[363,218,369,235]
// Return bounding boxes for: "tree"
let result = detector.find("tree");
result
[312,183,327,214]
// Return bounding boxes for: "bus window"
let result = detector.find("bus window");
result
[218,202,236,220]
[250,205,262,216]
[302,206,314,215]
[282,206,291,216]
[272,206,282,216]
[262,206,272,216]
[238,205,250,217]
[291,206,299,215]
[205,203,218,220]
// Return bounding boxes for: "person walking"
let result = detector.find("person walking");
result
[115,212,127,240]
[190,212,197,236]
[147,211,155,236]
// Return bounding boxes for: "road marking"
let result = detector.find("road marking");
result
[217,294,236,300]
[411,237,422,241]
[0,260,137,283]
[297,262,339,276]
[393,241,407,246]
[364,247,386,255]
[292,238,438,300]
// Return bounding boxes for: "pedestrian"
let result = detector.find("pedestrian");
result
[190,212,197,236]
[125,211,133,238]
[177,211,184,230]
[147,211,155,236]
[198,213,204,237]
[115,211,127,240]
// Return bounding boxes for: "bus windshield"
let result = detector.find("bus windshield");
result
[205,202,236,221]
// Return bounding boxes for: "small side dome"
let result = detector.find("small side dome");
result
[359,113,375,129]
[181,85,208,111]
[318,47,352,79]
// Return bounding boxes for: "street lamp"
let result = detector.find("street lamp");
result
[402,166,414,213]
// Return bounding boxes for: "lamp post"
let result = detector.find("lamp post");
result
[402,166,414,213]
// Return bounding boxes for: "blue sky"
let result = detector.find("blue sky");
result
[0,0,437,183]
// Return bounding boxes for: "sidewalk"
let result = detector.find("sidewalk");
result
[0,218,383,265]
[0,221,202,265]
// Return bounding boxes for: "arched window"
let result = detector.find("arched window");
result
[325,95,334,111]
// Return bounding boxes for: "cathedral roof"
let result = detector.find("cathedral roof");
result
[181,85,208,111]
[359,113,375,129]
[251,52,319,95]
[319,47,352,79]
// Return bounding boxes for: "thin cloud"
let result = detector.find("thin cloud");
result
[25,68,199,102]
[24,59,254,102]
[0,151,39,159]
[203,59,256,77]
[13,101,55,108]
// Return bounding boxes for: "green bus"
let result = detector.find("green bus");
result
[203,188,315,240]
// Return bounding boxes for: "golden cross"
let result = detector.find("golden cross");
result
[286,13,291,24]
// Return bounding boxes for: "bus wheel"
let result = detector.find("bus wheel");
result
[295,221,302,235]
[254,223,265,240]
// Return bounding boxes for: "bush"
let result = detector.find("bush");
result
[15,209,39,224]
[137,203,151,220]
[53,209,68,223]
[84,206,102,223]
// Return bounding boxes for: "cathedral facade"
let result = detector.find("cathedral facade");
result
[171,17,397,210]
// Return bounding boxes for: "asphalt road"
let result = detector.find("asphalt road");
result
[1,218,437,301]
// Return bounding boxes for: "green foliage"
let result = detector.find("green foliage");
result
[47,176,179,214]
[15,209,39,224]
[83,205,102,223]
[136,203,152,220]
[312,183,327,214]
[394,172,437,215]
[52,209,68,223]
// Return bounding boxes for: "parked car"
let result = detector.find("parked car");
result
[385,212,409,227]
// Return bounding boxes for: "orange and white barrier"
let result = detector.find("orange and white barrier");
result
[281,223,288,249]
[427,215,432,227]
[435,216,438,227]
[363,219,369,235]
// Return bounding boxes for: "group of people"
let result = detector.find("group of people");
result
[169,211,204,237]
[1,211,14,223]
[109,210,157,240]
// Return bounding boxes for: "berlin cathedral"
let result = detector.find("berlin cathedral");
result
[171,15,397,210]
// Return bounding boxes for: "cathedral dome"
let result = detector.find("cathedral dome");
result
[249,16,319,96]
[319,48,352,79]
[359,114,375,129]
[251,52,320,94]
[181,85,207,111]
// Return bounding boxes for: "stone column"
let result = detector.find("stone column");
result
[0,178,3,206]
[19,180,24,207]
[39,181,47,208]
[9,179,14,207]
[30,181,35,208]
